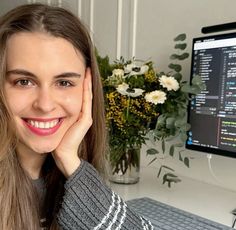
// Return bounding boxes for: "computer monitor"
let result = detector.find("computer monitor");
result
[186,32,236,158]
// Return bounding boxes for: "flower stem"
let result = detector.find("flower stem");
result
[126,96,130,120]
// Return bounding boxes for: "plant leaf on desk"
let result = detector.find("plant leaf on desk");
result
[179,152,183,161]
[157,165,175,178]
[148,157,157,166]
[169,145,175,156]
[163,173,182,188]
[162,139,165,154]
[184,157,190,168]
[146,148,159,156]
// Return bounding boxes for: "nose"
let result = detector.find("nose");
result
[32,87,56,113]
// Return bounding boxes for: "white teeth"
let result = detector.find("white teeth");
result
[27,119,59,129]
[35,121,39,128]
[45,122,50,129]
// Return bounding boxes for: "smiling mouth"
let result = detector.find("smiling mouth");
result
[25,119,60,129]
[22,118,63,136]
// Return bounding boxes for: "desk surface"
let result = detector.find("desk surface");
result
[110,166,236,228]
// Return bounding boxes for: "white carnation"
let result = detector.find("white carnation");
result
[159,75,179,91]
[145,90,167,105]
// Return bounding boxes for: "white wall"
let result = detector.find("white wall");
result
[1,0,236,191]
[91,0,236,192]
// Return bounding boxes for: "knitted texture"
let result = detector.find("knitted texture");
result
[57,160,153,230]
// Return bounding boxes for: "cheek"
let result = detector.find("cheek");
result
[63,93,83,117]
[5,91,29,115]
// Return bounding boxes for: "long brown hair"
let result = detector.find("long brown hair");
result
[0,3,107,230]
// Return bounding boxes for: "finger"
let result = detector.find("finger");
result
[81,67,93,119]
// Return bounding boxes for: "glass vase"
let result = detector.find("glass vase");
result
[109,145,140,184]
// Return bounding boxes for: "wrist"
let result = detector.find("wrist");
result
[64,157,81,178]
[52,151,81,178]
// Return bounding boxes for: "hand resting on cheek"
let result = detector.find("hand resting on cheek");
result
[52,68,93,178]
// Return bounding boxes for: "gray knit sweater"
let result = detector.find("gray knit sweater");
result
[56,160,153,229]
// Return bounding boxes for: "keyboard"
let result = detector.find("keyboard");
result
[127,197,234,230]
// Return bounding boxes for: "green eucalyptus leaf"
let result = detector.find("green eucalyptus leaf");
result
[165,173,178,178]
[146,148,159,155]
[175,142,184,148]
[192,75,202,85]
[181,85,190,93]
[175,43,187,50]
[178,53,189,60]
[158,165,175,178]
[161,165,175,172]
[172,73,182,81]
[181,84,196,94]
[185,123,191,131]
[168,63,182,72]
[166,117,175,129]
[190,85,202,94]
[174,33,186,41]
[175,119,185,127]
[156,114,166,126]
[180,133,188,142]
[148,157,157,166]
[169,145,175,156]
[184,157,190,167]
[165,134,178,141]
[162,139,165,153]
[170,54,179,60]
[179,152,183,161]
[170,53,189,60]
[157,166,162,178]
[163,173,181,187]
[192,75,206,91]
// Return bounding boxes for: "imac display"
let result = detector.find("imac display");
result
[186,32,236,158]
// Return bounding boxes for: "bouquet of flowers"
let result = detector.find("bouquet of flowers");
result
[102,58,161,175]
[97,34,205,185]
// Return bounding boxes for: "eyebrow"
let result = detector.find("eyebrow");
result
[6,69,81,79]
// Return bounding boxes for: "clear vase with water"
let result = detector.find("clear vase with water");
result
[109,144,140,184]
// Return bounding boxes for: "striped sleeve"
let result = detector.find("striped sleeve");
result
[57,160,153,230]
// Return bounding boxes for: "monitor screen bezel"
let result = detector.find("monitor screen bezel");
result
[186,32,236,159]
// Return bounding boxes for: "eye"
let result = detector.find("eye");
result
[57,80,75,87]
[15,79,34,87]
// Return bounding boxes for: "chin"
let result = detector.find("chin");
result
[29,143,58,154]
[26,135,64,154]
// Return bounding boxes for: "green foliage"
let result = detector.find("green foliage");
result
[174,33,186,41]
[146,33,205,187]
[175,43,187,50]
[168,63,182,72]
[170,53,189,60]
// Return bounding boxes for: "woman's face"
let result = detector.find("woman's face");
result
[4,32,86,154]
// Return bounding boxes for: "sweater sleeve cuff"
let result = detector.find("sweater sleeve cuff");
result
[65,159,87,187]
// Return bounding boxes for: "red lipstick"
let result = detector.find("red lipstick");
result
[22,118,63,136]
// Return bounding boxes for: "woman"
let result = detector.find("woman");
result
[0,3,153,230]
